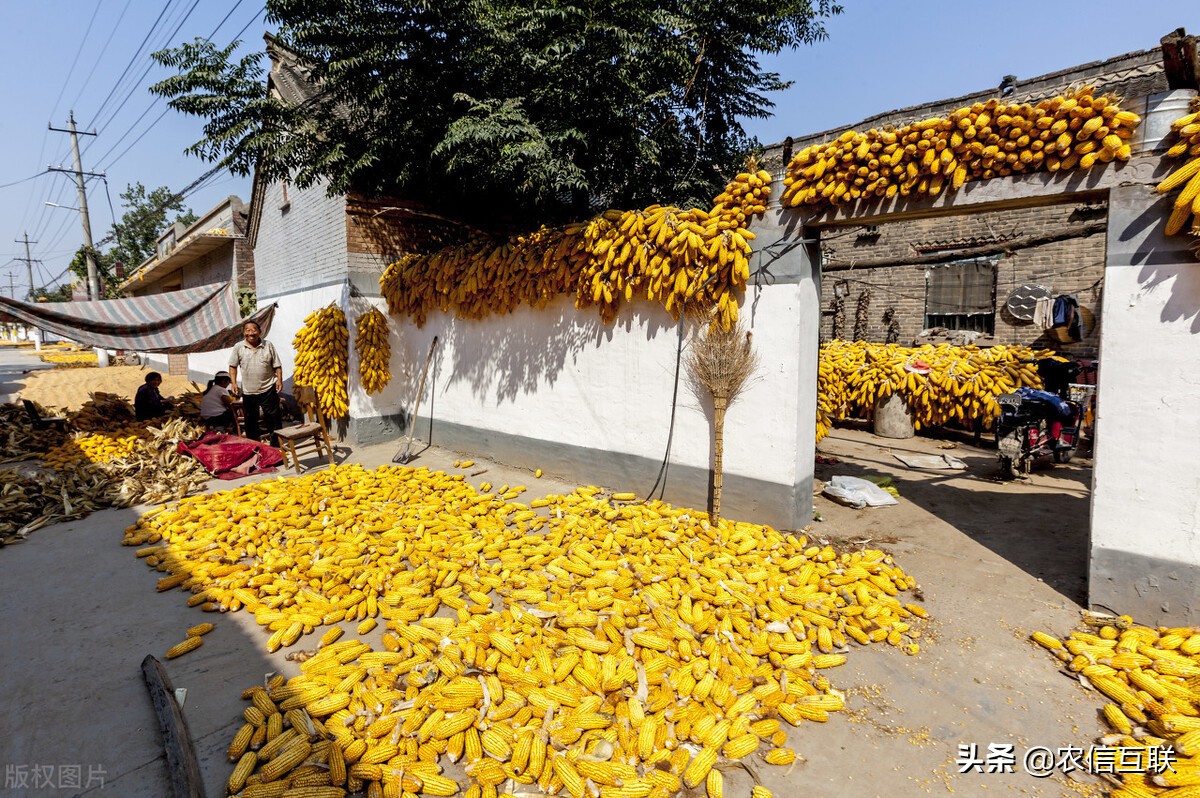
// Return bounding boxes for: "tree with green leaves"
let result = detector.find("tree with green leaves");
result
[152,0,841,230]
[68,183,197,298]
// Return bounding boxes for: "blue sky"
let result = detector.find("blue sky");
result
[0,1,1196,297]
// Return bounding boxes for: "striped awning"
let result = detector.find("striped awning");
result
[0,282,276,354]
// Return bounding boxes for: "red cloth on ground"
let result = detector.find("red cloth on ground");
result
[178,432,285,480]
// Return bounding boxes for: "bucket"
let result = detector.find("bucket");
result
[1133,89,1197,155]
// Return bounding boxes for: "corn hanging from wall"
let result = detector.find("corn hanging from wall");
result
[354,307,391,395]
[293,305,350,419]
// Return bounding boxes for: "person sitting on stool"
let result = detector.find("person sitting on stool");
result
[228,321,283,444]
[200,371,235,430]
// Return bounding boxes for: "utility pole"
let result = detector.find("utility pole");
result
[49,112,101,301]
[14,233,43,349]
[50,112,108,366]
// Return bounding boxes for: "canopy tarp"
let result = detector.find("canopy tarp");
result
[0,282,275,354]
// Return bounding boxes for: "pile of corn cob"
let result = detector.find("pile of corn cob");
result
[123,463,927,798]
[67,392,137,431]
[294,305,350,419]
[1032,617,1200,797]
[355,308,392,396]
[1157,99,1200,236]
[380,169,771,331]
[816,341,1048,441]
[38,351,99,366]
[40,429,144,470]
[783,86,1140,209]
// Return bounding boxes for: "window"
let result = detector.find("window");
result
[924,259,997,333]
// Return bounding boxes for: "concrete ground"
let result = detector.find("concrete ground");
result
[0,345,54,403]
[0,385,1113,797]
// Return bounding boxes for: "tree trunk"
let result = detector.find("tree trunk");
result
[712,394,727,524]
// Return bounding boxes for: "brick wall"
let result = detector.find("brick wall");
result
[254,179,348,298]
[819,201,1106,357]
[233,210,255,290]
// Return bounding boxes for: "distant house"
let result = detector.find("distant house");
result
[120,195,255,380]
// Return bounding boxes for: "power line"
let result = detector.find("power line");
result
[92,1,259,171]
[68,0,135,112]
[84,0,178,130]
[0,172,48,190]
[49,0,107,122]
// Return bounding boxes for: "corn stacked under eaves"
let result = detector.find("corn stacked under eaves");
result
[1033,618,1200,797]
[816,341,1048,441]
[293,305,350,419]
[1157,99,1200,236]
[380,170,773,331]
[354,308,391,396]
[783,86,1140,209]
[123,464,928,798]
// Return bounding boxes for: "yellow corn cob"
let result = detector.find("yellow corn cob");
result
[260,739,313,782]
[165,636,203,659]
[279,787,346,798]
[723,733,759,759]
[187,622,214,637]
[228,751,257,794]
[242,783,288,798]
[228,722,255,760]
[683,746,718,788]
[764,747,796,765]
[705,768,723,798]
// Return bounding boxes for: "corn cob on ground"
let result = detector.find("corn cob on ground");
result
[122,463,928,797]
[1033,617,1200,796]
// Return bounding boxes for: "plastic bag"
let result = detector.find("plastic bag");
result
[822,475,899,509]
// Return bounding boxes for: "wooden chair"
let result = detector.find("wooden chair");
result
[22,399,68,432]
[274,385,335,472]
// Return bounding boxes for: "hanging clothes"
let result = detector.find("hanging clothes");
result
[1033,296,1054,329]
[1051,295,1083,342]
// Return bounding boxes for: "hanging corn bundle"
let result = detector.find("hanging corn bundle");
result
[293,305,350,419]
[355,307,392,395]
[1156,99,1200,236]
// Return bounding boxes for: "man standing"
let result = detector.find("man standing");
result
[228,321,283,443]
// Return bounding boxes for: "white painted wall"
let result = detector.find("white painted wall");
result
[346,286,807,491]
[1090,183,1200,621]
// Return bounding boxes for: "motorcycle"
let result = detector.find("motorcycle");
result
[995,358,1086,479]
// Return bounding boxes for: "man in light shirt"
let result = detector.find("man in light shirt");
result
[228,321,283,443]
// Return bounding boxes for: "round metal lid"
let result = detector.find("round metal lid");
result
[1004,283,1053,322]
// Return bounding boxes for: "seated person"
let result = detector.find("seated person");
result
[200,371,236,429]
[134,372,171,421]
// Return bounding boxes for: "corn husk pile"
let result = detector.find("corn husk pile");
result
[0,402,68,461]
[2,418,209,547]
[68,392,137,431]
[0,466,108,546]
[1033,613,1200,797]
[124,464,927,798]
[816,340,1050,441]
[783,86,1140,209]
[102,418,209,507]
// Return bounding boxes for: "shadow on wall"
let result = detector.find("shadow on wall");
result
[418,299,678,406]
[1122,193,1200,334]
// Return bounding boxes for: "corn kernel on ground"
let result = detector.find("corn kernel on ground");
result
[1034,618,1200,795]
[124,463,927,796]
